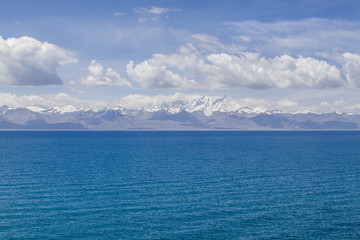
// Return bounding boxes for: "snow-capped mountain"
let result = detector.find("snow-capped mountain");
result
[0,96,359,130]
[116,95,268,115]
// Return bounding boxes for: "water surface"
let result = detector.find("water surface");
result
[0,131,359,239]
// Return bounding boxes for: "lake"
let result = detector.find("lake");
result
[0,131,359,239]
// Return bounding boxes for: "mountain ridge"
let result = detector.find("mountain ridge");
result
[0,95,358,130]
[0,103,359,130]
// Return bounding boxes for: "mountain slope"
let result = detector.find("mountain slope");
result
[0,96,359,130]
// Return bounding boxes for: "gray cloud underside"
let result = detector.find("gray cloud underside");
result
[0,36,76,86]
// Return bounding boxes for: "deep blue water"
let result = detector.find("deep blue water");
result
[0,131,360,239]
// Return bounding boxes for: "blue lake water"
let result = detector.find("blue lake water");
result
[0,131,359,239]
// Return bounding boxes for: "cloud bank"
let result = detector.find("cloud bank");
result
[0,36,76,86]
[127,43,344,90]
[0,92,107,111]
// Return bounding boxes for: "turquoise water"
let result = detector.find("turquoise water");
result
[0,131,359,239]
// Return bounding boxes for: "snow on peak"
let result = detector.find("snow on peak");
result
[45,105,79,114]
[184,95,236,116]
[25,106,46,112]
[116,95,263,115]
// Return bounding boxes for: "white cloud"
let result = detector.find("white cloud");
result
[277,98,298,108]
[146,6,169,14]
[334,100,346,107]
[225,18,360,56]
[78,60,131,87]
[237,35,250,42]
[0,36,76,86]
[114,12,124,17]
[127,43,343,90]
[192,34,245,54]
[134,6,176,22]
[204,53,343,89]
[126,59,198,89]
[0,92,107,110]
[135,6,169,15]
[275,98,299,112]
[341,52,360,88]
[118,92,197,111]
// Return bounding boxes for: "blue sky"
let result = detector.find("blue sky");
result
[1,0,360,113]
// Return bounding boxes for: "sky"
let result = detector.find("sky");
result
[1,0,360,113]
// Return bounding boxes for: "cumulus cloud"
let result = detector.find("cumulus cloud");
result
[78,60,131,87]
[341,52,360,88]
[127,43,343,90]
[0,36,76,86]
[205,53,343,89]
[275,98,299,112]
[126,59,198,89]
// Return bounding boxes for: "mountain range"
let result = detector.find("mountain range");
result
[1,96,359,130]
